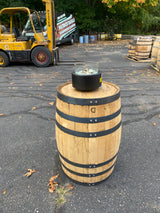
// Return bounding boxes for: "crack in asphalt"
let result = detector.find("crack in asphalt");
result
[0,105,159,125]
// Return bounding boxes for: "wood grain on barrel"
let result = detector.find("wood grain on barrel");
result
[56,82,122,184]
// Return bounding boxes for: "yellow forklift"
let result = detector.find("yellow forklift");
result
[0,0,59,67]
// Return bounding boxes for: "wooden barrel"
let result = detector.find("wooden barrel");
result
[55,82,122,185]
[135,36,152,59]
[156,48,160,71]
[151,37,160,66]
[128,36,138,57]
[128,42,136,57]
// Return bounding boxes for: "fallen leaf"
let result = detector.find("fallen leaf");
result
[32,107,36,111]
[39,84,43,87]
[9,82,14,85]
[38,94,44,98]
[67,184,73,190]
[49,102,54,106]
[24,169,36,178]
[0,114,4,116]
[49,174,59,182]
[48,182,58,193]
[48,174,59,193]
[153,123,156,126]
[3,190,6,195]
[158,115,160,119]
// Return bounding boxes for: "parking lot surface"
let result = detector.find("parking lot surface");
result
[0,40,160,213]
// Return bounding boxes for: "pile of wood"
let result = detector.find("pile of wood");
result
[150,37,160,72]
[128,36,153,62]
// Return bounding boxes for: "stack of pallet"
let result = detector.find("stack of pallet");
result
[128,36,153,61]
[151,37,160,72]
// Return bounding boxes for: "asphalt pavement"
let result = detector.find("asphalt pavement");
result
[0,40,160,213]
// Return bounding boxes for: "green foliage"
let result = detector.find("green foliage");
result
[74,3,98,33]
[0,0,45,30]
[101,0,160,34]
[0,0,160,34]
[54,0,107,33]
[0,0,44,11]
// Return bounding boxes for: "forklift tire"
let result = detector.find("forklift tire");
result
[31,46,52,67]
[0,51,10,67]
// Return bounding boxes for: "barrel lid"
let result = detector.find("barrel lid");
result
[57,82,120,106]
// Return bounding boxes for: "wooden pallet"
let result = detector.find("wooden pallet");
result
[127,55,151,63]
[151,64,160,72]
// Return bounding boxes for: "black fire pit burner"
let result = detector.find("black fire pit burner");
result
[72,69,102,91]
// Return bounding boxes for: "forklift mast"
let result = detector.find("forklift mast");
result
[42,0,56,52]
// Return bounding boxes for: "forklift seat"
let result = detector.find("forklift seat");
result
[12,27,20,38]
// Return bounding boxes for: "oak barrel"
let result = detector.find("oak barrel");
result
[55,82,122,185]
[128,42,136,57]
[128,37,138,57]
[135,36,152,59]
[151,37,160,66]
[156,48,160,70]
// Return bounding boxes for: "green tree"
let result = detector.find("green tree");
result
[0,0,44,11]
[102,0,160,34]
[0,0,45,30]
[54,0,107,33]
[1,0,160,34]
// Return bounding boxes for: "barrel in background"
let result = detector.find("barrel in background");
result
[115,34,122,40]
[128,36,139,58]
[156,47,160,70]
[55,82,122,185]
[84,35,89,44]
[135,36,152,59]
[89,35,97,43]
[128,42,136,57]
[100,33,106,40]
[79,36,84,44]
[128,36,153,60]
[151,37,160,66]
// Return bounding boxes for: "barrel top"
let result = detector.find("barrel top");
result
[57,81,119,100]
